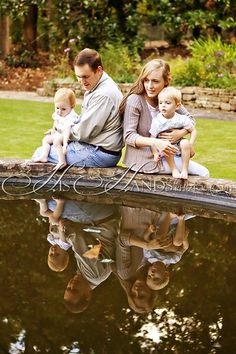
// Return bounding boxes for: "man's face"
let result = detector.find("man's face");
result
[74,64,102,91]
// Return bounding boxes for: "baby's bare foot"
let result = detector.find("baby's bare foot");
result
[33,157,48,163]
[180,171,188,180]
[53,162,67,171]
[172,169,181,178]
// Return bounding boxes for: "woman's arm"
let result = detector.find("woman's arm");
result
[123,95,178,155]
[135,136,178,156]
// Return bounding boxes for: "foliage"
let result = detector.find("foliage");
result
[138,0,236,43]
[1,0,235,65]
[45,0,144,56]
[4,43,40,68]
[53,40,143,82]
[99,43,143,83]
[0,0,47,17]
[170,37,236,88]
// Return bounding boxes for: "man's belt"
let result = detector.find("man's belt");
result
[97,146,121,156]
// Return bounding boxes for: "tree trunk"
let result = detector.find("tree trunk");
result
[23,4,38,52]
[0,15,10,58]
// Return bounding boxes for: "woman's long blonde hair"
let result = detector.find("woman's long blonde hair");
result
[119,59,171,115]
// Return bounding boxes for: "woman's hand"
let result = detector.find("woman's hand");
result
[158,129,187,144]
[151,138,178,157]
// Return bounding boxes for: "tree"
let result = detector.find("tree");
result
[0,15,10,58]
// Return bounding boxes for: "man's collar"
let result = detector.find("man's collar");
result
[89,71,108,93]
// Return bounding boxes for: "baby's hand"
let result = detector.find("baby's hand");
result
[153,153,161,162]
[44,129,53,135]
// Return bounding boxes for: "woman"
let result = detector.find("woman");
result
[114,206,169,313]
[119,59,209,176]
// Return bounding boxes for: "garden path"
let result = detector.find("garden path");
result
[0,90,235,121]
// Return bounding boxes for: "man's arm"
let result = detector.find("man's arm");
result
[72,94,113,142]
[159,105,195,143]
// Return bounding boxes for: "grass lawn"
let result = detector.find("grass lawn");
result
[0,98,235,181]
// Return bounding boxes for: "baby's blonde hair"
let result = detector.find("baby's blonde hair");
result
[48,247,69,272]
[54,88,76,108]
[158,86,182,106]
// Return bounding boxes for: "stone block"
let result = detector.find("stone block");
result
[182,93,195,101]
[220,102,231,111]
[181,87,196,94]
[229,98,236,105]
[229,104,236,111]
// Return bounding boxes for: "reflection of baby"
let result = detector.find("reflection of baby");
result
[47,222,71,272]
[35,198,71,272]
[143,213,190,290]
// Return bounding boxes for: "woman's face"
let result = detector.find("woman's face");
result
[143,69,166,100]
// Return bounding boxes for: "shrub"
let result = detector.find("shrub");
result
[170,37,236,88]
[99,42,143,83]
[5,44,40,68]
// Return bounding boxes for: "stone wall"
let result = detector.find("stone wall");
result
[39,81,236,112]
[181,87,236,112]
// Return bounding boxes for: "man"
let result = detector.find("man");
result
[33,48,123,167]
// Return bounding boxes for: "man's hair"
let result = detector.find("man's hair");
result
[64,292,91,313]
[74,48,103,71]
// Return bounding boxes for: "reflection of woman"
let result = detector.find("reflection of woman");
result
[115,207,162,313]
[120,59,209,176]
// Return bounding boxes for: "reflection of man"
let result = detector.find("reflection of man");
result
[33,48,123,167]
[64,270,92,314]
[64,213,120,313]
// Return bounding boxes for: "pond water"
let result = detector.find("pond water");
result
[0,195,236,354]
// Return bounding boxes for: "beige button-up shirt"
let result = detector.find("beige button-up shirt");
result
[72,72,123,152]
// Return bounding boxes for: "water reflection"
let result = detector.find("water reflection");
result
[116,207,194,313]
[0,196,236,352]
[34,199,193,314]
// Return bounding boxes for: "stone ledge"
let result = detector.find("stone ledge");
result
[38,82,236,113]
[0,159,236,210]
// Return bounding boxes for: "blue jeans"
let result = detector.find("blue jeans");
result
[32,142,121,167]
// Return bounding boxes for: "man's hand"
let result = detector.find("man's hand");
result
[158,129,187,144]
[146,235,173,250]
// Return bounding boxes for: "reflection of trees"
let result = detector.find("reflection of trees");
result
[0,200,236,353]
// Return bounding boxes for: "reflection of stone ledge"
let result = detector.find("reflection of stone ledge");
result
[0,159,236,211]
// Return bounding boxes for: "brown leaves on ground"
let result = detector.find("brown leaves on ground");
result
[0,61,54,91]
